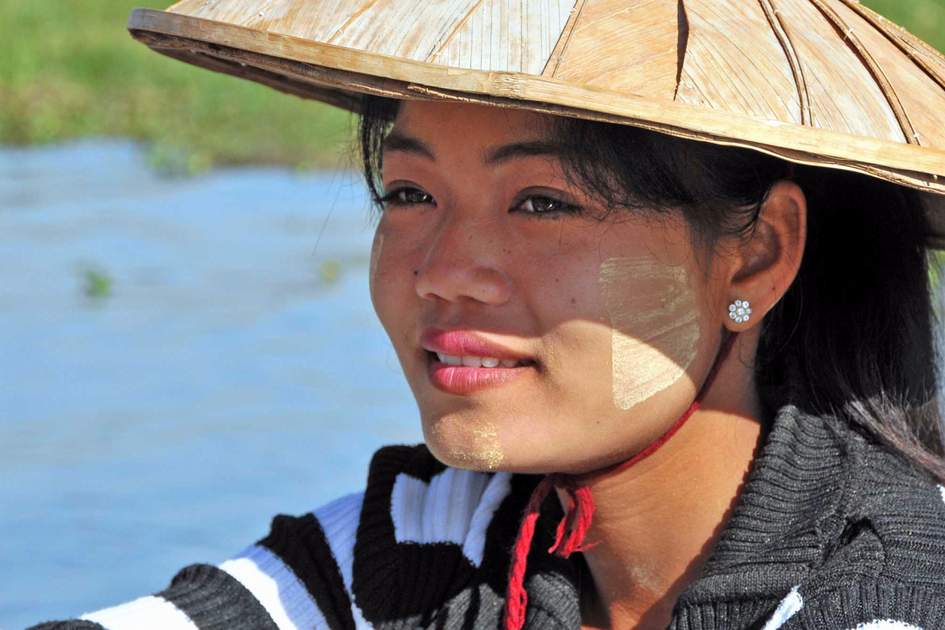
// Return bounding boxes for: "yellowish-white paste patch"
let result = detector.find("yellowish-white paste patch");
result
[432,417,504,471]
[599,256,700,410]
[369,231,384,291]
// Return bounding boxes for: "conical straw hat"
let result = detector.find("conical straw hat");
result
[128,0,945,246]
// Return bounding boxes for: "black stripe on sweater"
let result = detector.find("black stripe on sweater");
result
[259,513,356,630]
[27,622,106,630]
[157,563,279,630]
[353,445,479,625]
[398,444,448,482]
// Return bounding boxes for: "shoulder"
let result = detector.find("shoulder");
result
[685,406,945,630]
[762,421,945,630]
[28,444,520,630]
[30,492,368,630]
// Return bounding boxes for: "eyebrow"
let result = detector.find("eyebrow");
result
[382,131,566,165]
[382,131,435,160]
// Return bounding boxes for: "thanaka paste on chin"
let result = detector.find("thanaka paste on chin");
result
[431,416,504,471]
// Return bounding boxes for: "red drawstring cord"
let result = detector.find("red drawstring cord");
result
[503,331,739,630]
[504,474,595,630]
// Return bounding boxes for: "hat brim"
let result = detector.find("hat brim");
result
[128,8,945,247]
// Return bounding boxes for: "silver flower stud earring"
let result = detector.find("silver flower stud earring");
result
[728,299,752,324]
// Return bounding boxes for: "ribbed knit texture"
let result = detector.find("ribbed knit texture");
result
[28,405,945,629]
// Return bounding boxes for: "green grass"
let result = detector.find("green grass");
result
[0,1,354,169]
[0,0,943,169]
[863,0,945,50]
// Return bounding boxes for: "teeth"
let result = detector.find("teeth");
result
[435,353,523,368]
[438,353,462,366]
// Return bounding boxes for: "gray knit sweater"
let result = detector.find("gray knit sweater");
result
[29,404,945,629]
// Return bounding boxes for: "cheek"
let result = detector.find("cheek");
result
[368,225,426,358]
[368,228,407,337]
[599,256,701,411]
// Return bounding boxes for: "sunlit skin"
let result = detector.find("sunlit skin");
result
[369,101,806,629]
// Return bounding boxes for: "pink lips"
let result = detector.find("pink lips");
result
[420,328,535,395]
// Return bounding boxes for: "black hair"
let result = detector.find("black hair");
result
[358,96,945,481]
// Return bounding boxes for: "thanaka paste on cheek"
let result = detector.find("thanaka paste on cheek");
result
[599,256,701,410]
[369,232,384,290]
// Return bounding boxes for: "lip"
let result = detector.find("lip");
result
[426,360,531,394]
[420,328,536,395]
[420,328,532,362]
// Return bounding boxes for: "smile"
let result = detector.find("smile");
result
[434,353,527,368]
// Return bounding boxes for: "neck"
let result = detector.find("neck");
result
[574,336,764,629]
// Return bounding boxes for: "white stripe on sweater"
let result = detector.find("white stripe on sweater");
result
[220,544,330,630]
[391,468,510,565]
[762,585,803,630]
[313,492,372,629]
[463,472,512,565]
[391,469,487,550]
[81,595,198,630]
[849,622,922,630]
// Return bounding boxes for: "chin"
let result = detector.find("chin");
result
[427,443,506,472]
[422,412,507,472]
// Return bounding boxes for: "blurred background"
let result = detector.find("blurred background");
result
[2,1,945,628]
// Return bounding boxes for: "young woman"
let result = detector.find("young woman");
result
[32,1,945,629]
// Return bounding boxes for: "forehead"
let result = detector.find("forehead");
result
[390,100,553,143]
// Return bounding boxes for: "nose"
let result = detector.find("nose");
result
[414,213,513,306]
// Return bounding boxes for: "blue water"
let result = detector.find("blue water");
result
[0,140,421,628]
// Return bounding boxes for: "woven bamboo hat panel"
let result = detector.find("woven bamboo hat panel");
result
[128,0,945,245]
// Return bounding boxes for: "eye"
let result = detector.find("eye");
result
[379,186,435,209]
[512,193,583,218]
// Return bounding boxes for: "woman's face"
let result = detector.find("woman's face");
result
[370,101,731,475]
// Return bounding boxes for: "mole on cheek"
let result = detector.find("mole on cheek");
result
[598,256,701,411]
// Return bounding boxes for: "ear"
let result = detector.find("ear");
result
[724,180,807,331]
